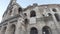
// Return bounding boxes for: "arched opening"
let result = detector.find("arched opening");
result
[9,10,12,15]
[24,19,28,24]
[42,26,52,34]
[52,8,57,12]
[48,13,52,16]
[30,27,38,34]
[30,10,36,17]
[10,24,16,34]
[18,7,22,14]
[0,26,1,30]
[54,13,60,21]
[52,8,60,21]
[24,13,27,16]
[2,27,7,34]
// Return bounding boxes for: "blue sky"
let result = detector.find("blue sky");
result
[0,0,60,22]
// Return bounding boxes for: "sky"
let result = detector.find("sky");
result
[0,0,60,22]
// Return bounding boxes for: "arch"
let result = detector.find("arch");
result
[48,13,52,16]
[0,26,1,30]
[1,27,7,34]
[10,24,16,34]
[9,10,12,15]
[52,8,57,12]
[30,27,38,34]
[54,13,60,21]
[42,26,52,34]
[30,10,36,17]
[18,7,22,14]
[24,19,28,24]
[24,13,27,16]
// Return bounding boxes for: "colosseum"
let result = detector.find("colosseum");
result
[0,0,60,34]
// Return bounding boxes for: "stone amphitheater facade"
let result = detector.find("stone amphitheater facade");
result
[0,0,60,34]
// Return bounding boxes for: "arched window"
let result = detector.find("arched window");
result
[30,27,38,34]
[30,10,36,17]
[42,26,52,34]
[18,7,22,14]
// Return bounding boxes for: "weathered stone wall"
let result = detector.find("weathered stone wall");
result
[0,0,60,34]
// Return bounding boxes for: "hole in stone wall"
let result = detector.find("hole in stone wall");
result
[24,13,27,16]
[48,13,52,16]
[52,8,57,12]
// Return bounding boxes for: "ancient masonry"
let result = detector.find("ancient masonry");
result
[0,0,60,34]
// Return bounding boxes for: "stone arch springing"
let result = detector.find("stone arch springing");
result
[30,27,38,34]
[10,24,16,34]
[42,26,52,34]
[30,10,36,17]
